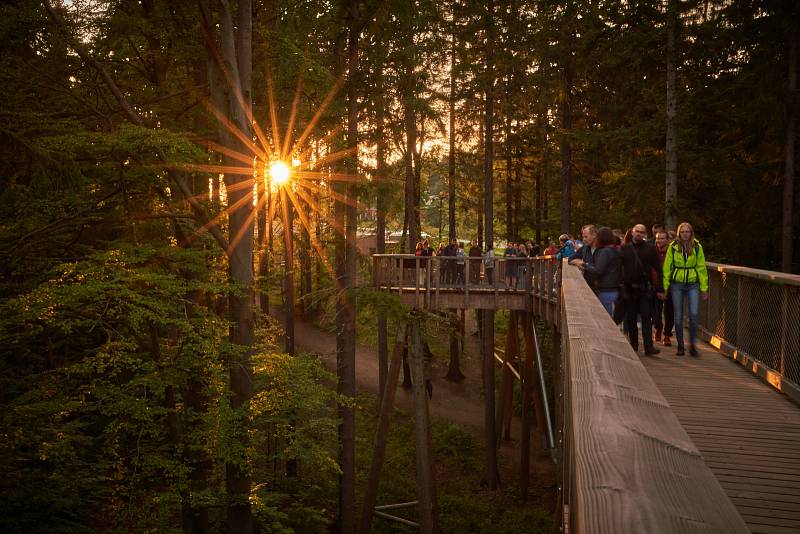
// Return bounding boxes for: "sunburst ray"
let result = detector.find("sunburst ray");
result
[282,69,304,159]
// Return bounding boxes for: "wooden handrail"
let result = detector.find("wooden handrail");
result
[706,261,800,286]
[559,261,748,533]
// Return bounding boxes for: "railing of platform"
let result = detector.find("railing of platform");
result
[372,254,560,296]
[699,262,800,401]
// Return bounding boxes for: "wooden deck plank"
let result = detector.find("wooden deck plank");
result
[641,337,800,534]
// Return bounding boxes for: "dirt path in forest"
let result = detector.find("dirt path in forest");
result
[293,313,491,431]
[281,309,558,490]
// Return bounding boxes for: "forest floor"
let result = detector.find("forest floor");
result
[277,308,559,518]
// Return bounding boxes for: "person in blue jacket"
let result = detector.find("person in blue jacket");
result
[555,234,576,261]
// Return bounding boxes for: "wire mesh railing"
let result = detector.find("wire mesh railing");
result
[699,262,800,396]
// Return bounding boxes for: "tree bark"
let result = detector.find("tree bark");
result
[411,319,439,533]
[783,20,798,273]
[336,9,359,532]
[218,0,254,529]
[447,23,461,379]
[482,0,500,490]
[559,21,573,237]
[357,325,408,534]
[376,59,389,403]
[665,0,679,232]
[505,96,514,241]
[448,7,457,241]
[281,189,295,355]
[535,114,545,244]
[497,311,516,442]
[446,310,465,382]
[404,65,419,251]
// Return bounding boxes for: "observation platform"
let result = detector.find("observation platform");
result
[371,253,800,533]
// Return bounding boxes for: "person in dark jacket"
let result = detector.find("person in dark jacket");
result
[620,224,665,355]
[468,240,482,284]
[577,227,622,316]
[568,224,598,266]
[442,238,458,284]
[653,230,675,346]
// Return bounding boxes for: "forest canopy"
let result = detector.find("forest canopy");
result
[0,0,797,532]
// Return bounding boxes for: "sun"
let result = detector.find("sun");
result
[269,161,290,187]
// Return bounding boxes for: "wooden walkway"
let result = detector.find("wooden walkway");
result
[641,342,800,534]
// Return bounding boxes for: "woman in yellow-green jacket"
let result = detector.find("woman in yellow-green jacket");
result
[663,222,708,357]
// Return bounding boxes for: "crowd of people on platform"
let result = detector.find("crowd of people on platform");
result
[566,221,708,358]
[413,237,543,289]
[411,220,708,358]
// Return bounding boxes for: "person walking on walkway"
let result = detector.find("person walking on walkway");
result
[621,224,665,356]
[443,238,458,284]
[484,244,495,284]
[455,242,466,285]
[653,230,675,346]
[663,222,709,357]
[575,227,622,316]
[516,242,528,289]
[504,242,518,288]
[468,240,482,284]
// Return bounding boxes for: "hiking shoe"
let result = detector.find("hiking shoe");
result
[676,347,685,356]
[690,346,699,357]
[654,329,662,342]
[663,335,672,347]
[644,347,660,356]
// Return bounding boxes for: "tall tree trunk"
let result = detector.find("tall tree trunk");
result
[514,147,522,241]
[404,68,419,250]
[446,310,465,382]
[448,8,457,241]
[559,25,573,236]
[257,176,269,313]
[376,60,389,404]
[336,10,359,532]
[665,0,678,232]
[302,222,312,317]
[281,189,295,355]
[505,101,514,241]
[783,20,798,273]
[543,129,549,224]
[535,114,545,244]
[482,0,500,490]
[214,1,255,530]
[314,141,323,314]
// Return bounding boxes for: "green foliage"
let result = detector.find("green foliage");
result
[0,244,231,531]
[438,494,552,534]
[354,405,553,534]
[431,422,480,471]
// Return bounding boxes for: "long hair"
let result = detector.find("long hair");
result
[595,227,616,248]
[675,222,695,254]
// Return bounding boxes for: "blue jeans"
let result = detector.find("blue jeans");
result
[598,290,619,317]
[671,282,700,349]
